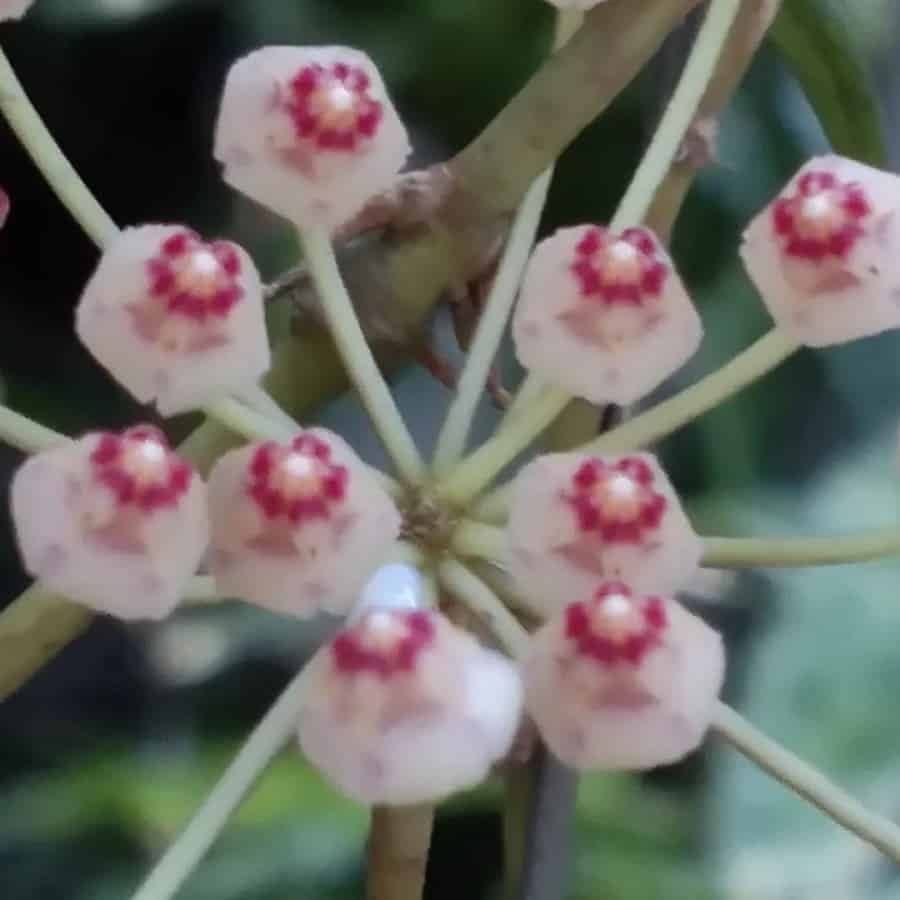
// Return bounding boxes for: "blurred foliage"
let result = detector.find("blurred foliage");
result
[0,1,897,899]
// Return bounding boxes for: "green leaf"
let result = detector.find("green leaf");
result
[771,0,887,165]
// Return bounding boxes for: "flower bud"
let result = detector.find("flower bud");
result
[214,46,411,232]
[513,225,702,405]
[207,429,401,617]
[297,592,523,805]
[11,426,209,620]
[524,582,725,770]
[0,0,35,20]
[507,452,702,614]
[75,225,270,416]
[741,154,900,346]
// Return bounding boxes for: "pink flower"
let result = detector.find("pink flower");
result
[741,154,900,346]
[207,429,401,617]
[513,225,702,404]
[11,426,209,620]
[297,599,522,804]
[75,225,270,416]
[507,452,702,614]
[0,0,35,21]
[524,581,725,770]
[214,46,411,232]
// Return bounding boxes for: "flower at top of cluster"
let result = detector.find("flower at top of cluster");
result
[297,565,523,805]
[524,581,725,770]
[741,154,900,347]
[214,46,411,232]
[506,451,702,615]
[75,225,270,417]
[10,426,209,620]
[513,225,702,405]
[0,0,35,21]
[207,428,401,618]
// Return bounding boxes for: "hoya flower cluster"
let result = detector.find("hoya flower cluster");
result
[10,21,900,814]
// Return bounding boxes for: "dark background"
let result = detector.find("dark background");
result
[1,2,899,898]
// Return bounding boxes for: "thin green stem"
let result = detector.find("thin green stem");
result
[437,558,529,657]
[128,666,310,900]
[451,520,508,563]
[430,12,582,477]
[502,374,548,426]
[231,382,302,436]
[608,0,742,231]
[436,386,570,508]
[713,703,900,864]
[0,403,68,453]
[201,396,297,444]
[443,0,743,510]
[298,226,425,485]
[703,529,900,568]
[475,329,798,521]
[0,47,118,248]
[431,170,554,476]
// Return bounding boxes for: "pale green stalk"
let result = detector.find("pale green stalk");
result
[436,386,570,507]
[608,0,741,231]
[0,404,68,453]
[431,171,554,475]
[128,666,310,900]
[231,383,301,436]
[501,374,548,425]
[703,529,900,568]
[201,396,296,443]
[430,11,582,475]
[441,0,744,509]
[298,226,425,485]
[713,703,900,864]
[0,47,118,248]
[451,520,508,562]
[436,558,529,657]
[475,329,798,520]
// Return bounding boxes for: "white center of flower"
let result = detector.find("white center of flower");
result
[602,594,633,618]
[328,83,356,112]
[607,474,637,498]
[188,250,221,276]
[139,440,167,465]
[802,194,831,220]
[609,241,638,263]
[282,453,316,479]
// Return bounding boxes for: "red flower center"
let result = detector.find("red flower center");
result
[771,170,871,262]
[283,62,383,153]
[89,426,192,512]
[570,226,669,305]
[145,230,244,322]
[565,582,667,666]
[566,457,666,544]
[332,609,435,677]
[246,433,348,524]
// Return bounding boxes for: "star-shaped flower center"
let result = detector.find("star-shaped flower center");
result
[771,170,871,262]
[89,425,192,512]
[284,61,383,152]
[331,609,435,677]
[246,433,348,523]
[565,582,667,667]
[566,457,667,544]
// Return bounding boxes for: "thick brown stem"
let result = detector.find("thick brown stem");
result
[367,805,435,900]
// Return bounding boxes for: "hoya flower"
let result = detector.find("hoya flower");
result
[214,46,411,232]
[76,225,270,416]
[741,154,900,346]
[207,429,401,617]
[507,452,702,614]
[0,0,35,21]
[11,426,209,620]
[513,225,702,405]
[297,569,523,805]
[524,581,725,770]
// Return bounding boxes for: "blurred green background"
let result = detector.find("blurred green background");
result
[0,1,899,898]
